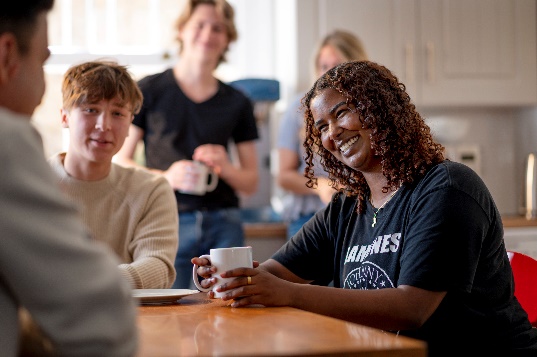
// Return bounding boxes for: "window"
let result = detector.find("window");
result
[35,0,277,156]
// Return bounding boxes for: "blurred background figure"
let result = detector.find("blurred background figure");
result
[49,60,179,289]
[115,0,259,289]
[276,29,368,239]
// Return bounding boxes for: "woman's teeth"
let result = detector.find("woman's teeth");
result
[340,136,358,152]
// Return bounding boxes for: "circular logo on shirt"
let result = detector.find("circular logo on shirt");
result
[343,261,395,289]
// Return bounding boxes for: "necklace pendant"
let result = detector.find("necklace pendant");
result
[372,216,377,227]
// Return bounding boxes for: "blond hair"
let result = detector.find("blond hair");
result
[175,0,237,65]
[62,60,143,114]
[312,30,368,81]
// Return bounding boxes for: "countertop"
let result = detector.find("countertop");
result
[502,216,537,228]
[243,215,537,239]
[240,207,287,239]
[243,222,287,238]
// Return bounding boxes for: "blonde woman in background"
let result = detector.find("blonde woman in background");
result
[276,30,368,239]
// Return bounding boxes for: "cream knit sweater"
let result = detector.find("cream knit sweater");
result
[49,153,179,289]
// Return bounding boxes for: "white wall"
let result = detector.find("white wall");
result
[425,107,521,216]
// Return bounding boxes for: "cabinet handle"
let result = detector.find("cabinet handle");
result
[426,41,435,83]
[405,43,414,84]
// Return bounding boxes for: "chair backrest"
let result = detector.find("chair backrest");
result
[507,251,537,327]
[228,78,280,102]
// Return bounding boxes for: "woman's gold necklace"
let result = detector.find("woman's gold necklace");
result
[370,189,399,227]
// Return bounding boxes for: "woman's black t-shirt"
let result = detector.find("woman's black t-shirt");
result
[273,160,537,356]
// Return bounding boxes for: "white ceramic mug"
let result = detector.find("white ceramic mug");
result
[192,246,253,298]
[179,161,218,196]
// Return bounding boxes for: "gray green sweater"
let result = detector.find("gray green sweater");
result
[0,108,137,357]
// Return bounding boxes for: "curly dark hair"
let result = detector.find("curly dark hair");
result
[302,60,445,214]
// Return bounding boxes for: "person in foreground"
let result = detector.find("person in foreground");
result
[49,60,179,289]
[194,61,537,356]
[115,0,259,289]
[276,29,368,239]
[0,1,137,356]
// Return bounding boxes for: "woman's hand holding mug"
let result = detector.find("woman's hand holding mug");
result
[192,246,254,299]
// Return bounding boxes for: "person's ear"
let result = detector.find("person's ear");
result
[176,25,185,45]
[60,108,69,128]
[0,33,20,85]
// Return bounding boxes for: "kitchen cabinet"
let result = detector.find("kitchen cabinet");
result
[317,0,537,107]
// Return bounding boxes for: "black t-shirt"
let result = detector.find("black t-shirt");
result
[273,160,537,355]
[133,69,258,211]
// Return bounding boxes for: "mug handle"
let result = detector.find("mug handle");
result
[205,170,218,193]
[192,254,212,292]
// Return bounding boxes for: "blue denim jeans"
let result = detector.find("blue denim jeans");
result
[172,208,244,289]
[287,212,315,240]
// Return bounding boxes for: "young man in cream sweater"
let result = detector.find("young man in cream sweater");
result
[49,60,179,289]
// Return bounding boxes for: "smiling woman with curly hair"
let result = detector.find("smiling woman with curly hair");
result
[192,61,537,357]
[302,60,445,214]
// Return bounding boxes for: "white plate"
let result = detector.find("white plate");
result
[132,289,199,305]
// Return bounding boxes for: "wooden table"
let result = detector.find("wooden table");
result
[136,292,427,357]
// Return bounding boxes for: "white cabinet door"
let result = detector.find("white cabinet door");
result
[319,0,537,107]
[319,0,417,100]
[419,0,537,106]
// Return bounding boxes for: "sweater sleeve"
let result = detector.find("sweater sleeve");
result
[119,173,179,289]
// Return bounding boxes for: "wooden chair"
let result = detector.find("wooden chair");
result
[507,251,537,327]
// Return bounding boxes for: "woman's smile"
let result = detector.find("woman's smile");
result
[338,135,359,153]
